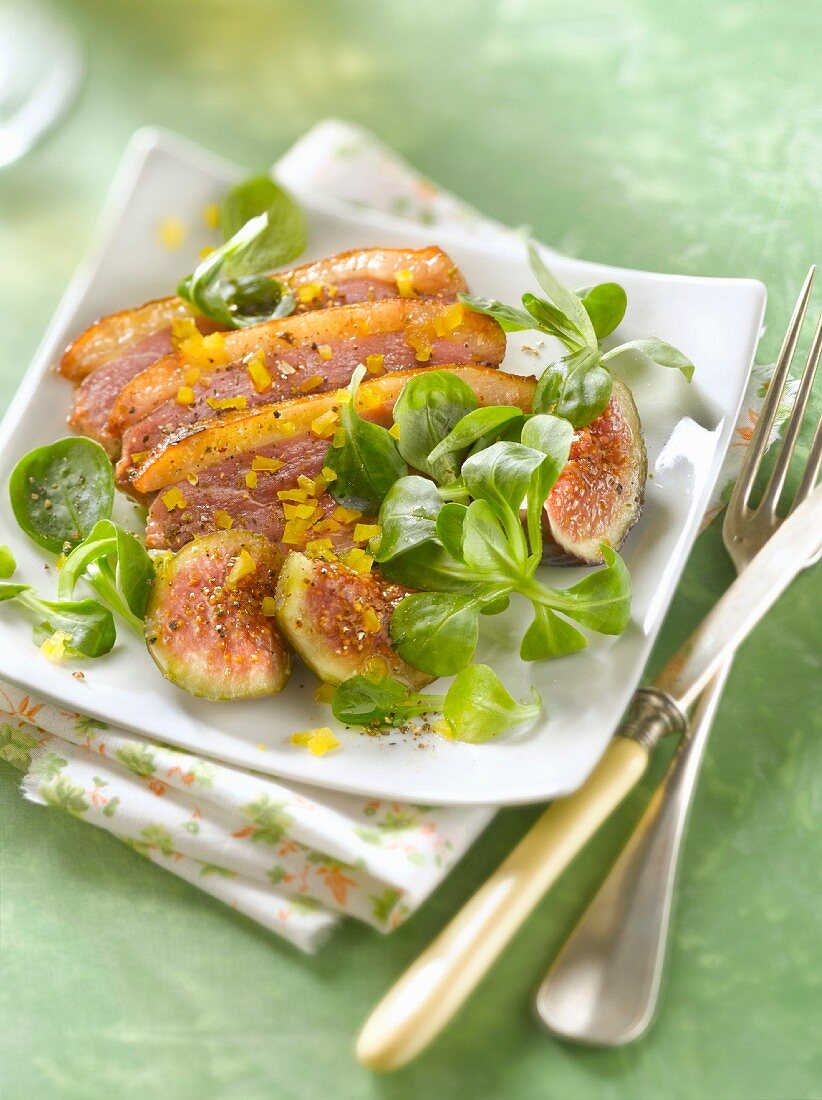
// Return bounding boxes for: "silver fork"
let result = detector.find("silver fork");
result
[535,266,822,1046]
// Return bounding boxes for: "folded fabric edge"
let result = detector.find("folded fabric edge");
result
[17,739,339,955]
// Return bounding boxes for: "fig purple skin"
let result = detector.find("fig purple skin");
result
[145,530,292,700]
[274,551,432,689]
[534,379,646,566]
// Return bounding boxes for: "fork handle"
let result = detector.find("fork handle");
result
[356,736,651,1071]
[535,660,732,1046]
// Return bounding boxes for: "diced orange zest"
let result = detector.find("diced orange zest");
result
[277,488,308,502]
[245,470,258,489]
[176,386,195,405]
[261,596,277,617]
[297,283,323,304]
[171,317,199,347]
[317,345,333,361]
[161,487,187,511]
[342,548,373,574]
[365,354,385,375]
[433,302,464,336]
[312,518,341,535]
[179,330,227,370]
[183,366,201,385]
[214,510,233,529]
[206,395,247,411]
[362,608,381,634]
[311,410,339,439]
[283,502,318,521]
[247,352,273,393]
[332,427,346,448]
[158,218,185,249]
[299,374,324,394]
[353,523,382,543]
[395,269,415,298]
[305,538,335,559]
[186,472,199,485]
[406,325,433,362]
[332,505,362,524]
[283,519,310,546]
[130,450,149,465]
[290,727,340,756]
[40,630,71,662]
[252,455,284,472]
[321,466,337,482]
[226,548,256,586]
[297,475,316,495]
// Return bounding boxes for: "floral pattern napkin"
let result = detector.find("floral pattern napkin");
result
[2,119,782,953]
[1,681,491,952]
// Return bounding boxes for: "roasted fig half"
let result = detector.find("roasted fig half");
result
[145,531,292,700]
[274,552,432,689]
[542,379,646,565]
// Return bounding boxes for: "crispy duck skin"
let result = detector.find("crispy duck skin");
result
[58,246,465,381]
[68,319,222,456]
[109,298,504,469]
[134,365,536,496]
[141,366,537,551]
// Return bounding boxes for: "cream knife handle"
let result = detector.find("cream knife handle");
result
[357,736,651,1072]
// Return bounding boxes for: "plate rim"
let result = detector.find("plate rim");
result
[0,126,767,805]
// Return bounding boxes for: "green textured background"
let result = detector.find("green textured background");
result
[1,2,820,1098]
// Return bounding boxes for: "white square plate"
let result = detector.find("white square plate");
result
[0,129,765,805]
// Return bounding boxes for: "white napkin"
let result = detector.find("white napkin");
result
[3,119,780,952]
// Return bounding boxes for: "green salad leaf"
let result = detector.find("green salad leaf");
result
[178,214,296,329]
[389,591,487,676]
[9,437,114,554]
[330,665,540,744]
[578,283,628,339]
[392,371,478,483]
[527,243,598,346]
[427,405,525,471]
[532,347,613,428]
[520,604,587,661]
[325,367,407,512]
[219,175,307,271]
[58,519,154,632]
[0,545,15,579]
[0,581,115,658]
[331,673,440,728]
[461,242,694,428]
[601,337,695,380]
[178,174,306,329]
[456,297,535,333]
[378,421,632,675]
[372,476,443,562]
[442,664,541,743]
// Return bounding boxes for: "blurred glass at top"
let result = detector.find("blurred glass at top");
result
[0,0,82,168]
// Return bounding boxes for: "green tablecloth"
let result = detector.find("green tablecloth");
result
[1,2,820,1097]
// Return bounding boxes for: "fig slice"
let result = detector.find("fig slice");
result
[274,551,432,689]
[145,530,292,700]
[542,379,647,565]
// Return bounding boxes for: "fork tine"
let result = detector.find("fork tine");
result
[793,407,822,510]
[726,266,815,519]
[760,308,822,514]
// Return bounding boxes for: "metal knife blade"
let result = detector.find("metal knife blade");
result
[656,483,821,711]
